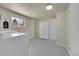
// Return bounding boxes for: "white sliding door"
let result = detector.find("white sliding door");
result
[48,19,56,40]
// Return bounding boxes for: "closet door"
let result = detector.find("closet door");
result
[39,21,48,39]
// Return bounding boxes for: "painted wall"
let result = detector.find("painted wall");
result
[0,7,35,39]
[56,10,68,47]
[68,4,79,56]
[34,20,40,39]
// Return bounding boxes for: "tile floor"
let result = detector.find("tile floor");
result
[28,39,69,56]
[0,38,69,56]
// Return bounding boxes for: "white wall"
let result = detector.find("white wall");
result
[56,10,68,47]
[34,20,39,39]
[0,7,35,39]
[27,19,36,39]
[68,4,79,56]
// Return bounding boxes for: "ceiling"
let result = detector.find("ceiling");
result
[0,3,69,19]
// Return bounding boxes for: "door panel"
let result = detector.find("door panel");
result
[39,21,48,39]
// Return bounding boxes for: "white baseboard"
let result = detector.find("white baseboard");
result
[39,38,48,40]
[49,38,56,40]
[56,43,68,48]
[56,43,71,56]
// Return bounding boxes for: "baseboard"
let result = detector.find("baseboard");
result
[49,38,56,40]
[39,38,48,40]
[56,43,68,48]
[56,43,71,56]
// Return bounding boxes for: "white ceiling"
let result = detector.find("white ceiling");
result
[0,3,69,19]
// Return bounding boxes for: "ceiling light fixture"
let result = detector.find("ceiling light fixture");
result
[46,4,53,10]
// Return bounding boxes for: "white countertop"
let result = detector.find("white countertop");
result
[0,30,26,39]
